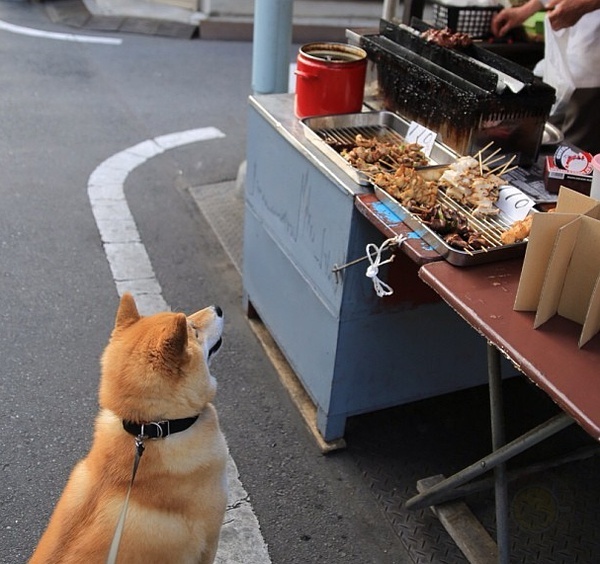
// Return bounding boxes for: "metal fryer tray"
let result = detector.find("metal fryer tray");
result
[374,185,528,266]
[301,111,458,186]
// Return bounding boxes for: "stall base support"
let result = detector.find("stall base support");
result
[244,297,346,454]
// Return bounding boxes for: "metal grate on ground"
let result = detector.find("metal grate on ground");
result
[345,378,600,563]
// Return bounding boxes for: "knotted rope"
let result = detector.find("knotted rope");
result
[365,235,407,297]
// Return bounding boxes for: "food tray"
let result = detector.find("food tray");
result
[301,111,459,186]
[374,185,529,266]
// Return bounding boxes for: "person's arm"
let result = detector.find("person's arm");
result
[491,0,545,37]
[546,0,600,30]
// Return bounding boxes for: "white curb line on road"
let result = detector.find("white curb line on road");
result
[0,19,122,44]
[87,128,272,564]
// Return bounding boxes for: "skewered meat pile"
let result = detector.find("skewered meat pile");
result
[339,134,430,174]
[325,132,530,252]
[439,156,505,218]
[500,214,534,244]
[325,134,434,207]
[408,202,489,250]
[373,165,437,208]
[420,27,473,49]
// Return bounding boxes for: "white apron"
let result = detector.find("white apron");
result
[541,9,600,114]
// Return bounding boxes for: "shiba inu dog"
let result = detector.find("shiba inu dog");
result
[30,293,228,564]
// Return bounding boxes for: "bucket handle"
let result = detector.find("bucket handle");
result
[294,69,318,80]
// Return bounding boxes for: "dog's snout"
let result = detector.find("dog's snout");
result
[214,306,223,318]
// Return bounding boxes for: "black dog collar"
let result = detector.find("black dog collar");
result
[122,415,199,439]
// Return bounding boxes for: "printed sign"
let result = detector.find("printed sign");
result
[496,185,535,221]
[406,121,436,157]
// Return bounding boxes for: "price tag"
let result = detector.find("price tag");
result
[496,185,535,221]
[405,121,437,158]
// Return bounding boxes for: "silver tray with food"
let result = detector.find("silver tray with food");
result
[373,153,537,266]
[301,111,459,186]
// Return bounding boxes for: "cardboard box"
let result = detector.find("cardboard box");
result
[544,156,593,195]
[514,187,600,347]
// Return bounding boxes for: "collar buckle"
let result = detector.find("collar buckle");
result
[140,420,169,439]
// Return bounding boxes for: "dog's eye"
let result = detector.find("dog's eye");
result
[189,323,200,340]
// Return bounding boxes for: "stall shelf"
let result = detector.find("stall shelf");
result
[243,94,510,442]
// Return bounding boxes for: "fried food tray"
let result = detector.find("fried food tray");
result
[374,185,528,266]
[301,111,458,186]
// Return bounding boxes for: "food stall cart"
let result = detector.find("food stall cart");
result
[242,93,515,443]
[242,16,556,443]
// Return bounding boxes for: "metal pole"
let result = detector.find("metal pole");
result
[488,344,509,564]
[405,411,574,510]
[402,0,426,25]
[382,0,396,21]
[251,0,294,95]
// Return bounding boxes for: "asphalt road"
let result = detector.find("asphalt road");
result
[0,2,411,563]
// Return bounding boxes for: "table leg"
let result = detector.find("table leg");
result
[405,411,574,511]
[488,343,509,564]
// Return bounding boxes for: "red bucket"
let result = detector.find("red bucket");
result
[294,42,367,119]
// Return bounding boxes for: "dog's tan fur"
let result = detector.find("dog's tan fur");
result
[30,293,228,564]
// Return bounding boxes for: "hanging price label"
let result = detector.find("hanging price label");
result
[405,121,437,158]
[496,185,535,221]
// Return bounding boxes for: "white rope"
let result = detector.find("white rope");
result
[365,235,407,297]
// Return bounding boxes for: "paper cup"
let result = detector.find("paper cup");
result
[592,154,600,200]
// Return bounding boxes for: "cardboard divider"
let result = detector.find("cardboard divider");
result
[514,187,600,347]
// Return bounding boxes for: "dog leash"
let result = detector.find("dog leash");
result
[106,435,145,564]
[106,415,200,564]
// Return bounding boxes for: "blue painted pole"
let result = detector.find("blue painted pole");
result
[251,0,294,94]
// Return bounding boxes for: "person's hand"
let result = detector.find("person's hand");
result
[491,7,523,37]
[545,0,599,30]
[491,2,541,37]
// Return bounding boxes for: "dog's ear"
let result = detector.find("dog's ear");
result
[115,292,141,330]
[161,313,188,362]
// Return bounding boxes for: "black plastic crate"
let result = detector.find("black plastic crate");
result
[431,2,501,39]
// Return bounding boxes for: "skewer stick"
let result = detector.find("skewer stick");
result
[481,147,502,166]
[486,163,506,176]
[482,155,505,168]
[500,164,519,176]
[475,141,495,160]
[379,158,396,172]
[487,154,516,177]
[498,154,517,175]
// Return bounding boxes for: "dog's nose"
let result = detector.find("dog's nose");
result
[214,306,223,318]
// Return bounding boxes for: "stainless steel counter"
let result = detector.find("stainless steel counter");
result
[249,94,370,198]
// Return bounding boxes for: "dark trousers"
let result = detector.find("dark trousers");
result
[550,87,600,154]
